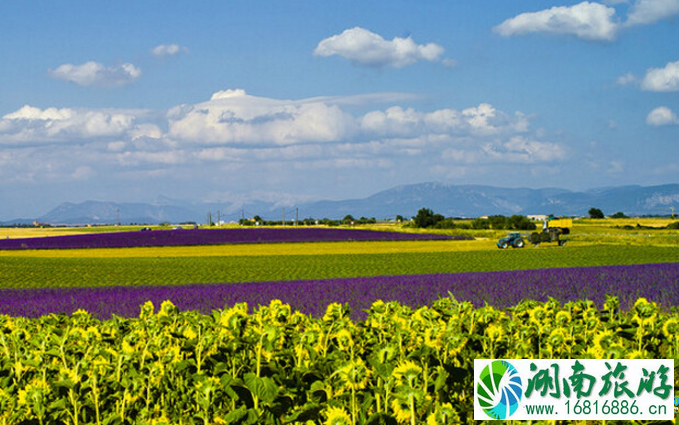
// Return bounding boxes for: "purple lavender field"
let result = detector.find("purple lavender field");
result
[2,263,677,320]
[0,227,466,250]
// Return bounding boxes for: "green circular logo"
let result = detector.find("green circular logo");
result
[477,360,523,420]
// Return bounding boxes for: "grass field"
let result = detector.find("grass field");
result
[1,243,678,290]
[1,219,677,290]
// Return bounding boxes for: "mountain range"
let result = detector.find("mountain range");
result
[3,183,678,225]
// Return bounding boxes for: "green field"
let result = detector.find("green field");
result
[1,218,678,290]
[2,244,678,289]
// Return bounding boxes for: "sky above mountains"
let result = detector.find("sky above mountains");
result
[1,0,678,219]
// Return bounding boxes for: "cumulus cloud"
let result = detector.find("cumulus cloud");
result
[49,61,142,87]
[314,27,450,68]
[0,105,144,143]
[494,2,620,41]
[151,44,189,57]
[646,106,679,125]
[360,103,529,138]
[641,60,679,92]
[626,0,679,25]
[0,89,565,186]
[168,89,356,145]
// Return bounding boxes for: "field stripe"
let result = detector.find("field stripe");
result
[0,239,496,258]
[1,244,677,290]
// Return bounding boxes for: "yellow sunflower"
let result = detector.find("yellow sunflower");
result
[335,358,371,391]
[139,301,154,319]
[528,306,548,330]
[392,360,422,387]
[324,406,352,425]
[662,317,679,340]
[333,328,354,351]
[485,323,505,342]
[632,298,658,327]
[547,328,574,355]
[391,387,424,424]
[590,329,617,358]
[555,310,571,327]
[158,300,177,317]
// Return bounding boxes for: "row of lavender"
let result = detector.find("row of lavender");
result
[0,228,466,250]
[2,263,677,320]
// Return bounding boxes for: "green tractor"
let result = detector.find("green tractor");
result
[496,232,526,249]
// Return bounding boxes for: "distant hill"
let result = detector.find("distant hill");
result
[37,201,199,225]
[299,183,679,219]
[2,183,678,225]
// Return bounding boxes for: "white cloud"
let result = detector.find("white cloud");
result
[462,104,503,135]
[168,89,357,145]
[49,61,141,87]
[360,103,528,138]
[646,106,679,125]
[210,89,248,100]
[116,150,186,166]
[641,60,679,92]
[442,136,566,165]
[129,124,163,140]
[1,105,145,143]
[492,136,566,163]
[626,0,679,25]
[616,72,638,85]
[0,90,565,186]
[3,105,75,121]
[151,44,189,57]
[494,2,620,41]
[314,27,450,68]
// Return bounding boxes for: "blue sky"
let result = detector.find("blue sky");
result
[1,0,678,219]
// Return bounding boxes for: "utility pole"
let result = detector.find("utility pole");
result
[116,208,120,228]
[295,208,299,227]
[207,212,211,227]
[217,210,221,226]
[282,208,285,226]
[241,209,245,224]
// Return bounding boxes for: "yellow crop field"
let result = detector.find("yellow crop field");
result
[0,227,78,239]
[575,217,676,228]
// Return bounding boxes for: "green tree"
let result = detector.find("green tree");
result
[588,208,605,219]
[434,218,456,229]
[507,215,537,230]
[488,215,508,229]
[342,215,355,225]
[413,208,436,228]
[471,218,490,229]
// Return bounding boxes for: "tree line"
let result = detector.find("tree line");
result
[411,208,537,230]
[238,214,377,227]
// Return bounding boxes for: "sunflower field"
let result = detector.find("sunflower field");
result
[1,296,677,425]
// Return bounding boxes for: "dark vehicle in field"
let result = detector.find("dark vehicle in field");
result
[497,232,525,249]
